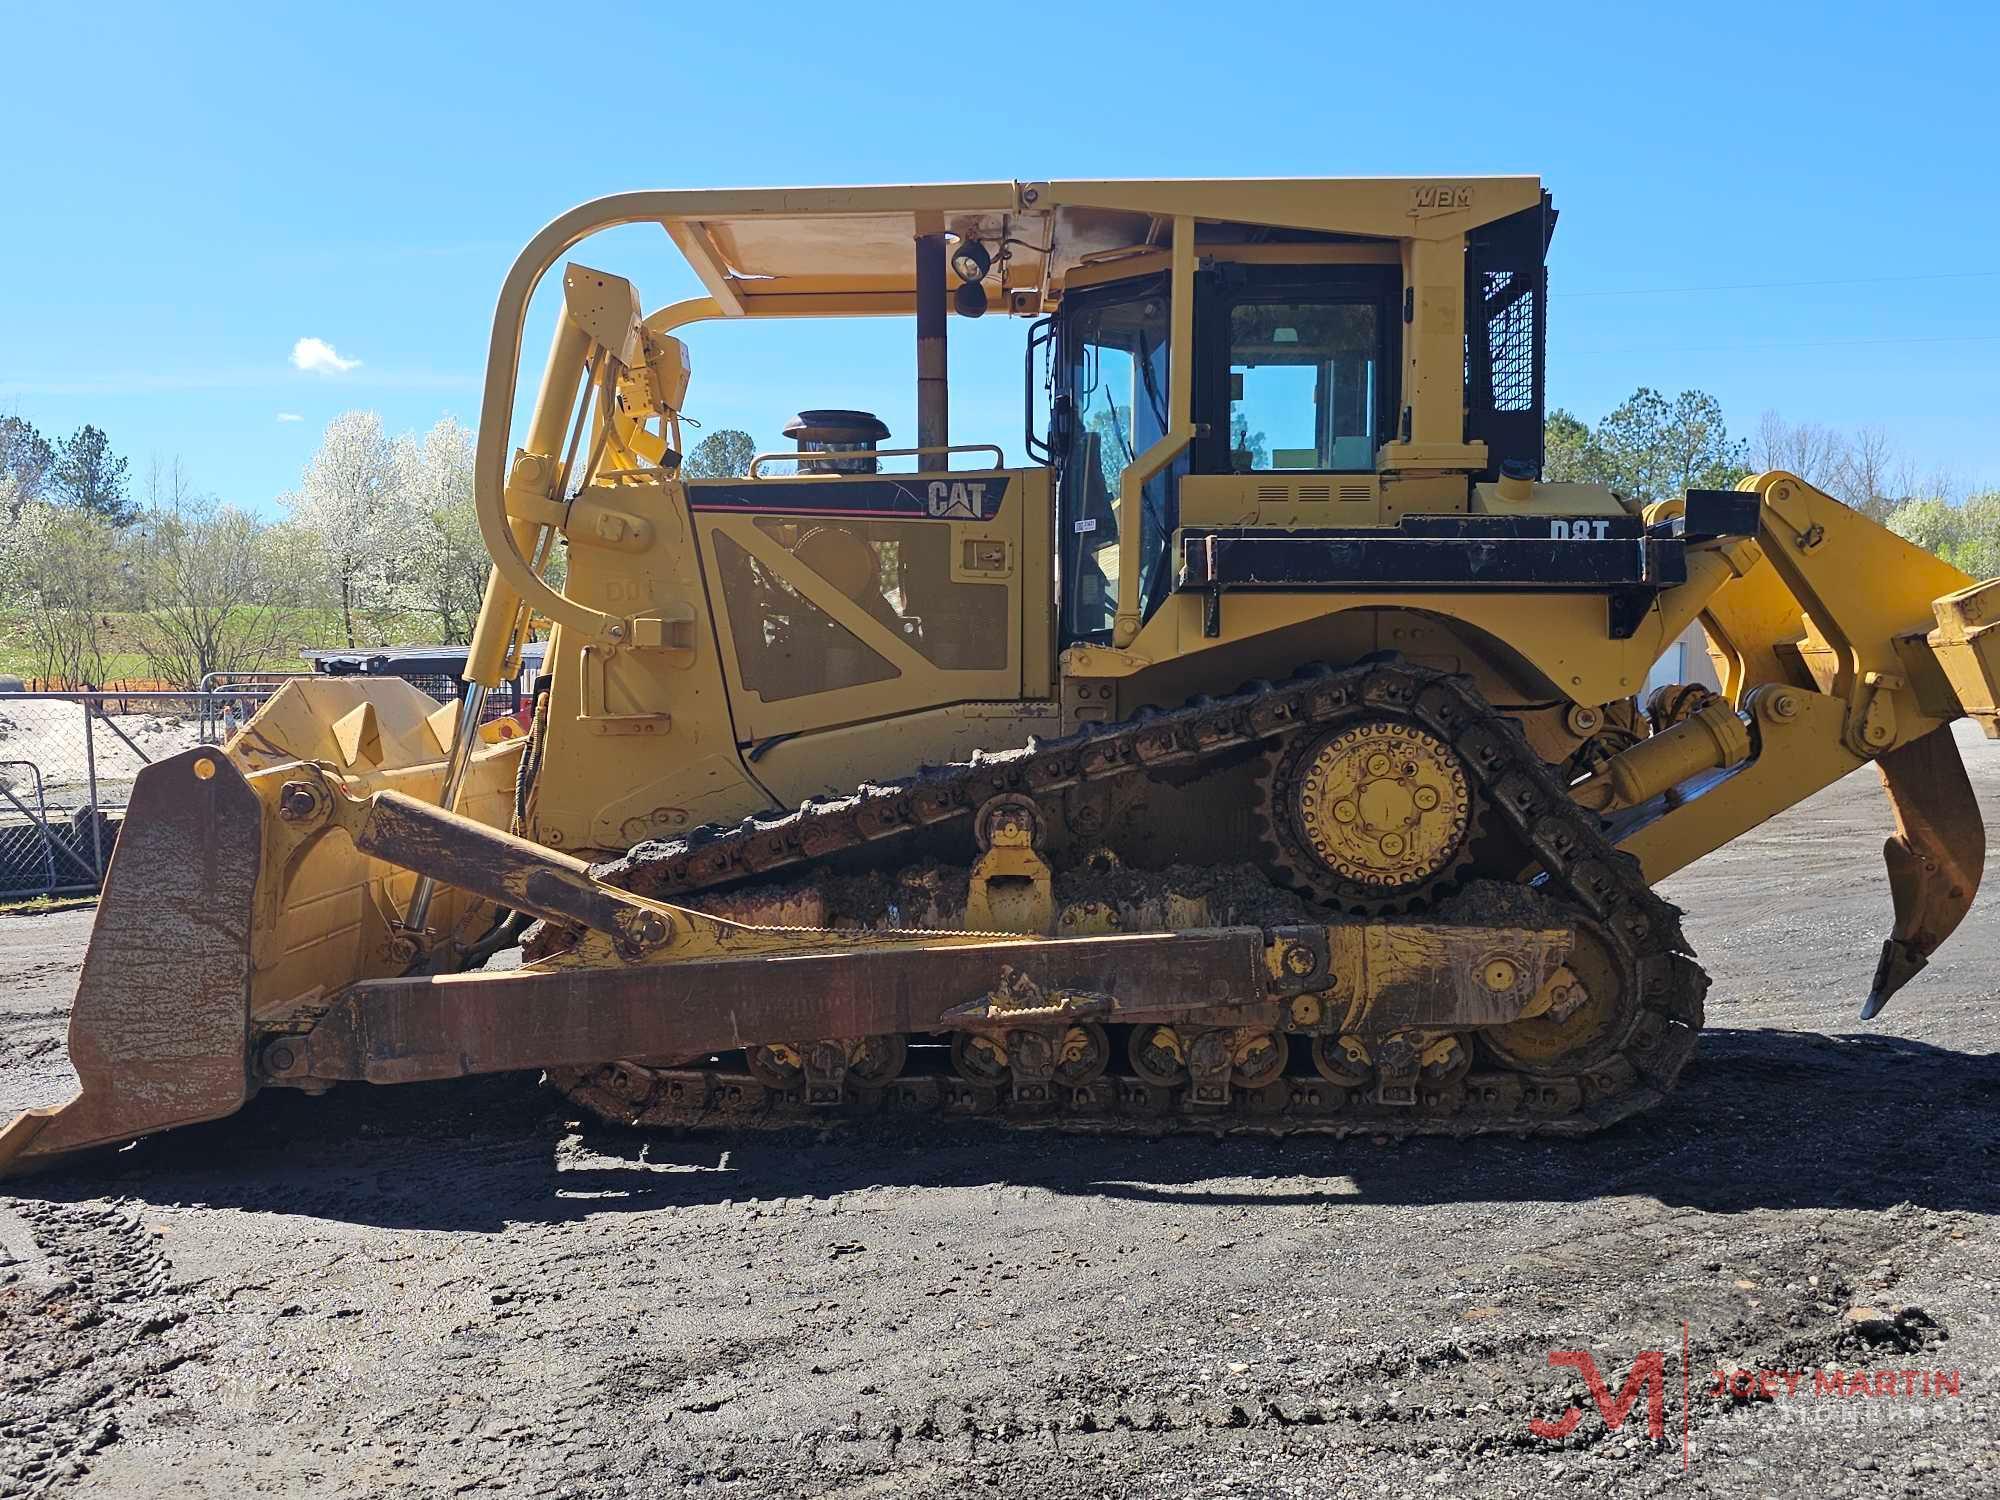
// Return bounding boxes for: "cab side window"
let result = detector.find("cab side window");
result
[1196,266,1399,476]
[1229,301,1380,472]
[1056,275,1174,644]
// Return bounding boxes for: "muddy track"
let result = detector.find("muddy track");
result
[0,1198,201,1496]
[557,662,1707,1140]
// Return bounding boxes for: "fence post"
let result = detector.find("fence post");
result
[82,696,104,880]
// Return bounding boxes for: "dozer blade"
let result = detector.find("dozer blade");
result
[1864,725,1985,1019]
[0,748,260,1177]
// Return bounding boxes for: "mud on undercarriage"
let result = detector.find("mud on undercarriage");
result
[547,661,1709,1139]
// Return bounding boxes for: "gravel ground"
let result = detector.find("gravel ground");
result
[1,728,1996,1497]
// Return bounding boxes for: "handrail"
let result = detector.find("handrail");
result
[743,443,1006,479]
[1112,215,1196,649]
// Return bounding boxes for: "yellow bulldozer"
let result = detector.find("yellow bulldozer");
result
[6,175,1998,1174]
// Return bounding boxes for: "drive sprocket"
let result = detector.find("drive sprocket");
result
[1253,718,1480,913]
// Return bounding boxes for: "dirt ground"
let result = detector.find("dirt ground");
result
[2,730,1996,1497]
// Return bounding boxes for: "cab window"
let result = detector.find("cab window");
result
[1196,266,1398,476]
[1229,302,1380,471]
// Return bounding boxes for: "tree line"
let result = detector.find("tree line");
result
[1,416,134,524]
[0,414,764,688]
[1546,388,1987,528]
[0,392,1991,688]
[0,411,500,687]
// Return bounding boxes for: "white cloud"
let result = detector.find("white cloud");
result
[276,411,303,423]
[290,337,361,375]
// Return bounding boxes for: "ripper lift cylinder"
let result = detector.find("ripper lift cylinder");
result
[1571,700,1753,813]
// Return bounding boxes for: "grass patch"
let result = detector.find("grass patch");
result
[0,607,444,684]
[0,892,99,916]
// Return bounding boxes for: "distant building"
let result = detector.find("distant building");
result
[1644,621,1722,701]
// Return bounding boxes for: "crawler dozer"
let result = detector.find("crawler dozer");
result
[8,175,2000,1175]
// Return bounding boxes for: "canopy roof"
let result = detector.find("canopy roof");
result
[646,177,1543,317]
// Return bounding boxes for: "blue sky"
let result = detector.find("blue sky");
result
[3,1,1996,511]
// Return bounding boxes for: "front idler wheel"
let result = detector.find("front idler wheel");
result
[1479,924,1634,1075]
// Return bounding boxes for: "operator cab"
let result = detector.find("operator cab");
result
[536,180,1568,771]
[1050,259,1403,644]
[1039,203,1555,646]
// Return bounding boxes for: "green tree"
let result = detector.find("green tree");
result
[48,424,134,525]
[0,499,127,684]
[0,414,54,513]
[1592,388,1748,503]
[683,428,758,478]
[1543,408,1606,484]
[1084,406,1135,494]
[130,459,312,687]
[1229,411,1269,470]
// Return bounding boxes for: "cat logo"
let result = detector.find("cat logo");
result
[927,480,989,519]
[1409,184,1475,214]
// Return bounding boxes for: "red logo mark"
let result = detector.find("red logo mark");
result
[1530,1349,1668,1442]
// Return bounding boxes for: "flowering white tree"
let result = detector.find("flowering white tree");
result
[129,458,312,686]
[282,411,409,646]
[392,417,490,643]
[0,495,126,684]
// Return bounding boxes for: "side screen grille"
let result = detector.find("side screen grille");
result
[1464,194,1555,480]
[1482,269,1539,413]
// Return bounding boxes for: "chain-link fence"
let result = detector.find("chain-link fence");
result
[391,673,529,724]
[0,689,277,898]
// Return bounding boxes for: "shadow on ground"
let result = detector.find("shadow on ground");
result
[10,1026,1996,1231]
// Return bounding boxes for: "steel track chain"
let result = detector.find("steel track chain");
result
[555,662,1709,1137]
